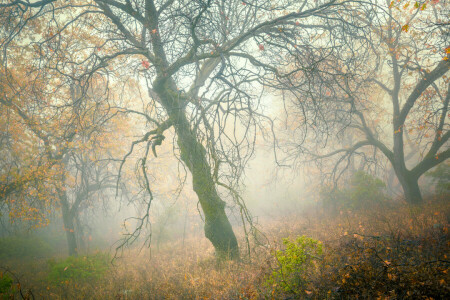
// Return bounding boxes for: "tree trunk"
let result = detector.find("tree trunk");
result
[175,114,239,259]
[395,170,423,205]
[401,177,423,205]
[60,190,78,256]
[75,215,86,253]
[63,213,78,257]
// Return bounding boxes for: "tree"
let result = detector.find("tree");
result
[281,0,449,204]
[0,38,123,255]
[2,0,351,258]
[0,0,142,256]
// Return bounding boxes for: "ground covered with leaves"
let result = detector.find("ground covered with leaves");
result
[1,196,449,299]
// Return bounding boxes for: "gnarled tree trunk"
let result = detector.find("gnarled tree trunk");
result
[174,112,239,259]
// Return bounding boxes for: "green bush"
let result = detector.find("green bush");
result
[321,171,386,210]
[0,273,13,297]
[426,162,450,195]
[47,252,110,286]
[266,236,323,296]
[0,235,51,260]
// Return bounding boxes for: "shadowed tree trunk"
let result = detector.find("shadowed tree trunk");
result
[60,189,78,256]
[394,169,422,205]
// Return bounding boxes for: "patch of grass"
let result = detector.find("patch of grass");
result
[47,252,110,286]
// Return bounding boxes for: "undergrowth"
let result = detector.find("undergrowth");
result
[1,195,448,299]
[0,273,13,298]
[47,252,110,286]
[266,236,323,297]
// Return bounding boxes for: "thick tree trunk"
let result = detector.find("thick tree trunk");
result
[392,126,423,204]
[395,169,423,204]
[63,211,78,257]
[400,177,423,205]
[175,114,239,259]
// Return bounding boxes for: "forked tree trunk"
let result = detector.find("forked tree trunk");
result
[175,113,239,259]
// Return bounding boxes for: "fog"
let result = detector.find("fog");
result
[0,0,448,298]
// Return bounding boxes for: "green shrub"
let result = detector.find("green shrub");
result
[321,171,386,210]
[0,235,51,260]
[266,236,323,296]
[47,252,110,286]
[426,162,450,195]
[0,273,13,298]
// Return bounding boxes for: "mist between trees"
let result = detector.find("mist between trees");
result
[0,0,448,298]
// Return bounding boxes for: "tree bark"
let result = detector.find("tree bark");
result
[60,190,78,256]
[174,113,239,259]
[395,169,423,205]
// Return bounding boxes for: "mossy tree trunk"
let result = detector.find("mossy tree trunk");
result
[151,60,240,258]
[174,112,239,259]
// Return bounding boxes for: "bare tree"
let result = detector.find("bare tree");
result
[2,0,354,258]
[280,0,449,204]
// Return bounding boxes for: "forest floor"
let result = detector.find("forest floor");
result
[1,196,449,299]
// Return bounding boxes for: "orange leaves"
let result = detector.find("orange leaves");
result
[443,47,450,61]
[401,24,409,33]
[258,44,265,51]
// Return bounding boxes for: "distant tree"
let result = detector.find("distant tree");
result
[282,0,449,204]
[0,47,122,255]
